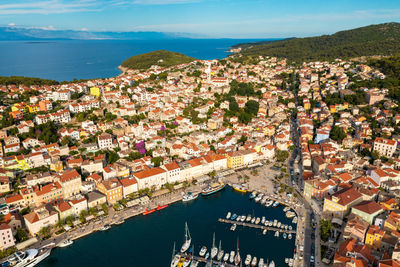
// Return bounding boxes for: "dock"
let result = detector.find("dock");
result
[218,219,296,234]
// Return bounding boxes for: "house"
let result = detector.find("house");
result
[96,179,123,204]
[0,225,15,250]
[334,238,374,265]
[58,169,82,199]
[373,138,397,158]
[0,176,11,194]
[133,167,167,190]
[120,178,138,198]
[343,216,369,241]
[323,187,363,218]
[69,197,88,216]
[365,225,385,249]
[351,201,384,225]
[97,133,113,150]
[23,206,58,236]
[161,161,182,184]
[87,191,107,209]
[54,201,74,220]
[35,182,63,206]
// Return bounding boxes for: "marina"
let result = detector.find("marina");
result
[38,187,296,267]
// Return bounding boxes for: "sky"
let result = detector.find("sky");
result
[1,0,400,38]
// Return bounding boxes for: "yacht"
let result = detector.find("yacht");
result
[268,260,275,267]
[3,243,54,267]
[263,229,267,235]
[58,239,73,248]
[285,258,289,264]
[217,250,224,261]
[277,222,281,228]
[255,217,260,225]
[181,222,192,253]
[229,251,235,263]
[232,183,248,193]
[171,255,180,267]
[231,213,238,220]
[274,231,279,238]
[251,217,255,224]
[211,233,218,259]
[182,192,199,202]
[288,233,292,239]
[226,212,232,220]
[201,182,225,196]
[230,224,237,231]
[182,257,191,267]
[273,220,277,227]
[265,200,273,207]
[223,253,229,262]
[251,256,257,267]
[244,255,252,266]
[199,246,207,257]
[249,191,257,199]
[240,215,246,222]
[246,215,252,222]
[258,258,264,267]
[283,233,287,239]
[261,217,265,224]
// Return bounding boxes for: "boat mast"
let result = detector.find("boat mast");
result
[218,240,221,251]
[212,232,215,248]
[171,242,176,261]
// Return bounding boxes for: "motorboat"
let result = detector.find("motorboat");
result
[244,254,252,265]
[232,183,248,193]
[251,217,255,224]
[272,201,279,207]
[288,233,292,239]
[283,233,287,239]
[246,215,251,222]
[285,258,289,264]
[259,258,264,267]
[58,239,73,248]
[171,254,180,267]
[182,257,191,267]
[190,260,199,267]
[268,260,275,267]
[263,229,267,235]
[199,246,207,257]
[205,252,209,260]
[99,224,111,231]
[230,224,237,231]
[274,231,279,238]
[255,217,260,225]
[201,182,225,196]
[4,243,54,267]
[261,217,265,224]
[249,191,257,199]
[251,256,257,266]
[226,212,232,220]
[229,251,235,263]
[240,216,246,222]
[223,253,229,262]
[231,214,238,220]
[273,220,277,227]
[217,250,224,261]
[182,192,199,202]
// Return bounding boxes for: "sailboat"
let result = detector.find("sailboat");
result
[211,233,218,259]
[171,242,180,267]
[234,238,241,266]
[181,222,192,253]
[217,240,224,261]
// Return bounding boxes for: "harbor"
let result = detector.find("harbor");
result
[38,186,296,267]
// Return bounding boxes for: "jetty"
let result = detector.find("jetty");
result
[218,219,296,234]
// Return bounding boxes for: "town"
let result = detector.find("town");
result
[0,51,398,267]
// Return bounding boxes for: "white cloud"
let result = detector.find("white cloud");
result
[133,0,202,5]
[40,25,56,30]
[81,27,89,31]
[0,0,101,15]
[8,22,15,26]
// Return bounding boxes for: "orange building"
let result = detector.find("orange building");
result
[96,178,122,204]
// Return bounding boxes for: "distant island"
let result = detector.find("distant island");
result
[234,22,400,62]
[120,50,196,70]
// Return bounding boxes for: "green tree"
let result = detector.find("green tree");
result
[16,228,28,242]
[151,156,163,167]
[330,126,347,142]
[244,100,259,116]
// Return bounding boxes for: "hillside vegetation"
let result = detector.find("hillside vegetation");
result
[121,50,196,70]
[237,22,400,62]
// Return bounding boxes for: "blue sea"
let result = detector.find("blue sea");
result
[38,188,295,267]
[0,39,268,81]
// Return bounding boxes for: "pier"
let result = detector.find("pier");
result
[218,219,296,234]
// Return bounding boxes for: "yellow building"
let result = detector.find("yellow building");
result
[226,151,244,169]
[50,160,63,172]
[365,225,384,249]
[323,187,362,218]
[15,155,29,171]
[90,87,101,97]
[27,104,39,113]
[97,178,123,204]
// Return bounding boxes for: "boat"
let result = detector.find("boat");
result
[181,222,192,253]
[263,229,267,235]
[205,252,209,259]
[232,183,247,193]
[286,211,295,218]
[229,251,235,263]
[285,225,288,230]
[171,254,180,267]
[259,258,264,267]
[283,233,287,239]
[251,217,255,224]
[289,258,294,267]
[58,239,73,248]
[223,253,229,262]
[283,207,290,212]
[288,233,292,239]
[265,200,273,207]
[190,260,199,267]
[114,218,125,225]
[273,220,277,227]
[3,243,54,267]
[177,257,185,267]
[288,226,292,231]
[234,238,241,266]
[231,213,238,220]
[236,216,241,222]
[268,260,275,267]
[274,231,279,238]
[255,217,260,225]
[217,240,224,261]
[261,217,265,224]
[292,217,297,224]
[261,196,268,205]
[240,215,246,222]
[230,224,237,231]
[272,201,279,207]
[99,224,111,231]
[199,246,207,257]
[226,212,232,219]
[183,257,191,267]
[201,182,225,196]
[142,208,156,215]
[157,204,168,211]
[246,215,251,222]
[251,256,257,266]
[182,192,199,202]
[249,191,257,199]
[211,233,218,259]
[245,255,252,265]
[254,195,262,202]
[277,222,281,228]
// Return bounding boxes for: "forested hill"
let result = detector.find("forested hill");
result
[121,50,196,70]
[236,22,400,62]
